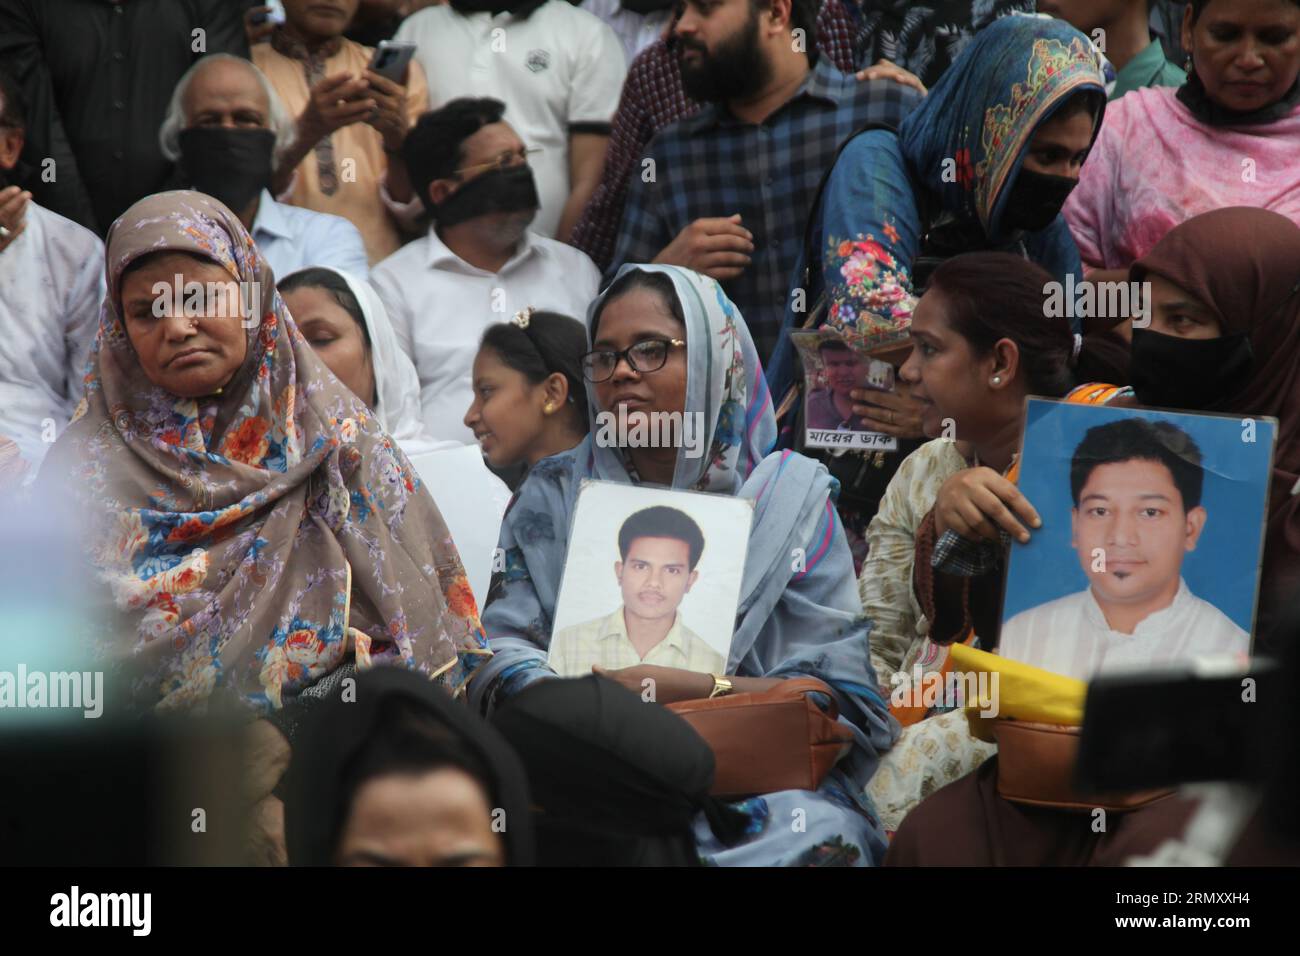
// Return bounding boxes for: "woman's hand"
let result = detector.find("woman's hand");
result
[855,59,927,96]
[592,664,713,704]
[933,467,1041,544]
[850,381,927,439]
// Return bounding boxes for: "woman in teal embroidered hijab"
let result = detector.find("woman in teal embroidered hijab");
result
[768,13,1108,407]
[468,264,898,866]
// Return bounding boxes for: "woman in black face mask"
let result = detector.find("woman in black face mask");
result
[767,15,1107,567]
[1128,207,1300,655]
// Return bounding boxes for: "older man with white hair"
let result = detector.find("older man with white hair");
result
[160,54,369,279]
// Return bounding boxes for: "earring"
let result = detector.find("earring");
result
[991,376,1002,386]
[543,402,555,414]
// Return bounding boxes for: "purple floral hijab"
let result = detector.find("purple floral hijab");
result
[45,192,487,713]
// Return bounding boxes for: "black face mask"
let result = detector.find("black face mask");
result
[433,164,539,228]
[178,127,277,215]
[1129,328,1256,411]
[1001,167,1078,233]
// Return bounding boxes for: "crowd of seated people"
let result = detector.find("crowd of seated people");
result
[1,0,1297,867]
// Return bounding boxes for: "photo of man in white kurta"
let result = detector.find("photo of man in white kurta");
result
[1000,418,1249,680]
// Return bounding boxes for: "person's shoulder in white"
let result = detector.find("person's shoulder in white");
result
[998,590,1091,655]
[22,201,103,270]
[394,3,458,39]
[1180,590,1251,654]
[262,198,369,277]
[370,229,433,282]
[530,230,599,279]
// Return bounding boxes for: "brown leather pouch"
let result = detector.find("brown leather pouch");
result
[992,719,1173,811]
[667,677,854,799]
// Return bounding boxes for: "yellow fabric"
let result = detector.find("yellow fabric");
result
[948,643,1087,742]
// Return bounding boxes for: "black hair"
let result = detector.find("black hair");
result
[817,338,853,355]
[403,97,507,217]
[1191,0,1300,22]
[617,506,705,571]
[277,267,371,349]
[1069,418,1204,512]
[591,269,687,339]
[927,252,1131,394]
[335,695,496,857]
[746,0,819,64]
[0,66,25,130]
[1046,87,1106,125]
[479,311,590,429]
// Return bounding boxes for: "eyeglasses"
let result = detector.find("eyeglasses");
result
[452,146,542,178]
[581,338,686,383]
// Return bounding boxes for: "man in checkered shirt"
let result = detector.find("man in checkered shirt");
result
[605,0,922,361]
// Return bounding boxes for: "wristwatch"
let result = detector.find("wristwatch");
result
[708,674,734,699]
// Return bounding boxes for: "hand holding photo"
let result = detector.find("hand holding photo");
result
[999,400,1275,681]
[548,481,752,678]
[791,330,899,452]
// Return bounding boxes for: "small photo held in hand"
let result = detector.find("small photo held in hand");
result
[792,329,898,452]
[1000,398,1276,681]
[548,480,753,678]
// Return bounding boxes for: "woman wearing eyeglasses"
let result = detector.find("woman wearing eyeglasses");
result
[468,265,898,866]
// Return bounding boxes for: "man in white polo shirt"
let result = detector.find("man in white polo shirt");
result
[395,0,626,240]
[1000,417,1249,680]
[370,97,599,444]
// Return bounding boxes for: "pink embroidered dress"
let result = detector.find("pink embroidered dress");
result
[1064,85,1300,269]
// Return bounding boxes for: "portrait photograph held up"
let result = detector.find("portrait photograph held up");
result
[1001,399,1275,680]
[548,480,752,680]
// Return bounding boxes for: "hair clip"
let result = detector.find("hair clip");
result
[512,306,535,330]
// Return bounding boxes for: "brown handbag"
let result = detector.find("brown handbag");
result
[992,719,1174,811]
[666,677,855,799]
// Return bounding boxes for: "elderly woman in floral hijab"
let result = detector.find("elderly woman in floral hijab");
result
[42,190,487,859]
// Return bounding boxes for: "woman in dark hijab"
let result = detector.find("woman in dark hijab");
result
[886,208,1300,866]
[284,666,534,866]
[1128,206,1300,656]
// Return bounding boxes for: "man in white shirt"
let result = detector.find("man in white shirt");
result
[0,71,103,478]
[371,98,599,444]
[1000,417,1249,680]
[581,0,676,65]
[549,505,725,677]
[158,54,369,279]
[395,0,626,240]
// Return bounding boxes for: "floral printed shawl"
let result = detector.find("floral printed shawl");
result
[44,192,486,714]
[469,267,897,841]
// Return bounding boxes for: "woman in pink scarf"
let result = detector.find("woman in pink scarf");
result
[1065,0,1300,279]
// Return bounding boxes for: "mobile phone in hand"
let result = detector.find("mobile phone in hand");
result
[369,40,417,84]
[250,1,286,26]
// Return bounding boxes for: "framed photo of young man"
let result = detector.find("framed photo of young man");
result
[791,330,898,452]
[999,399,1277,680]
[548,481,752,678]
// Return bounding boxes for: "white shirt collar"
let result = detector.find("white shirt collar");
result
[424,225,538,275]
[250,189,291,242]
[1082,577,1193,637]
